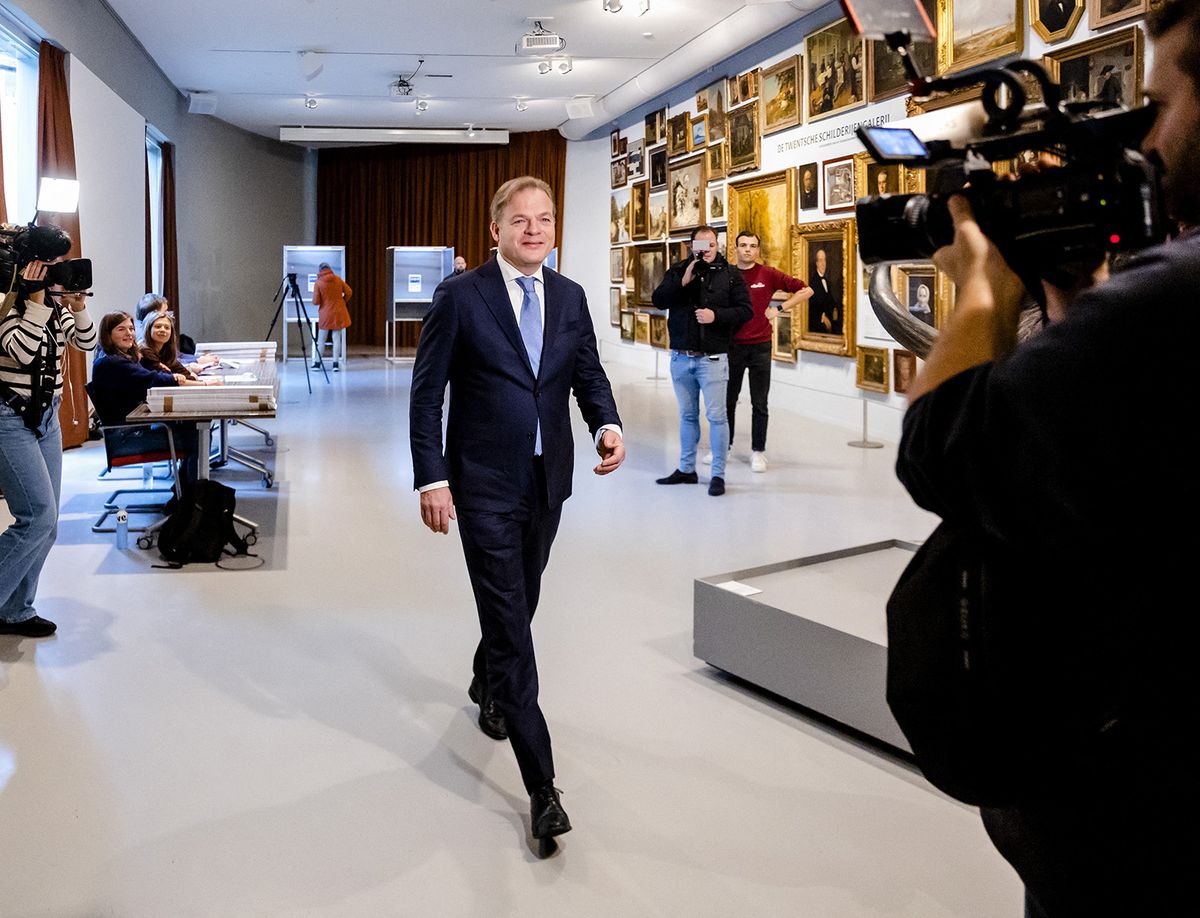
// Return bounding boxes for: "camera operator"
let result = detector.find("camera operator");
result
[652,226,752,496]
[0,228,96,638]
[895,3,1199,914]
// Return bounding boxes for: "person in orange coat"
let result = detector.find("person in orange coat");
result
[311,262,352,371]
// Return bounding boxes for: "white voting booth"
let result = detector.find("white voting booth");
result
[280,245,346,361]
[384,246,455,361]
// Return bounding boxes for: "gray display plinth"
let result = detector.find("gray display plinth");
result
[694,540,919,753]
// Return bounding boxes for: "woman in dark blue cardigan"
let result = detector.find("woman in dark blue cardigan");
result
[91,311,203,483]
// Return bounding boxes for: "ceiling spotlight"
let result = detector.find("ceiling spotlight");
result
[558,58,573,74]
[537,60,552,75]
[515,98,529,112]
[297,50,324,81]
[467,124,477,137]
[604,0,623,11]
[415,99,429,113]
[639,0,651,14]
[304,94,318,109]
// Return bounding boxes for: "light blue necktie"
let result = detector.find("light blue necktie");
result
[516,275,543,454]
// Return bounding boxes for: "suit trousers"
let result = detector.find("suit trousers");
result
[457,457,562,793]
[726,341,772,452]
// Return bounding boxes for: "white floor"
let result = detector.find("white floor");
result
[0,358,1022,917]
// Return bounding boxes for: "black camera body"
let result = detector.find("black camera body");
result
[0,223,93,302]
[855,61,1165,290]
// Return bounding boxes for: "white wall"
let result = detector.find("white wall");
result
[576,2,1156,442]
[562,138,614,345]
[70,57,147,322]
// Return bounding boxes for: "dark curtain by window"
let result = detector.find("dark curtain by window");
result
[37,42,88,448]
[161,141,180,323]
[315,130,567,347]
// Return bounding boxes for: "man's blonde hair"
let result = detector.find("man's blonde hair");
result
[490,176,556,224]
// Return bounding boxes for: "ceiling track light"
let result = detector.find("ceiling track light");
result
[304,94,318,109]
[515,98,529,112]
[537,60,552,74]
[415,99,429,113]
[558,58,573,74]
[604,0,623,11]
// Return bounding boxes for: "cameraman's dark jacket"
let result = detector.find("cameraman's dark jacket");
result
[651,254,752,354]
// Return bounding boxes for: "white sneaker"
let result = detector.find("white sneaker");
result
[750,451,767,473]
[700,452,712,466]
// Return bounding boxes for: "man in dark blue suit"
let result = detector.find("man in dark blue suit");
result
[410,176,624,849]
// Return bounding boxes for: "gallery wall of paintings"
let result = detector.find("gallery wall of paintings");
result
[599,0,1156,406]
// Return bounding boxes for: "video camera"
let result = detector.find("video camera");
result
[846,0,1165,292]
[0,223,94,300]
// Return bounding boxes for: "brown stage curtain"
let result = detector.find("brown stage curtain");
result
[316,130,567,348]
[37,42,88,449]
[161,142,180,324]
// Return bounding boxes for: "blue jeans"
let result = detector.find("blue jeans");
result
[0,397,63,624]
[670,351,729,478]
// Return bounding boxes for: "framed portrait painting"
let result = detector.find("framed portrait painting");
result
[667,112,692,158]
[771,310,796,364]
[634,243,668,307]
[1087,0,1146,31]
[726,102,761,176]
[799,162,819,210]
[1032,0,1084,42]
[609,287,623,326]
[707,183,727,225]
[627,138,646,180]
[854,151,915,199]
[610,130,621,159]
[822,155,856,214]
[760,56,801,135]
[701,79,727,142]
[611,157,628,190]
[609,247,624,284]
[649,313,669,349]
[1044,26,1143,109]
[630,181,649,241]
[737,68,760,102]
[610,187,631,244]
[645,108,667,146]
[792,220,857,358]
[667,154,706,233]
[647,191,669,240]
[940,0,1023,74]
[806,18,866,122]
[649,147,668,192]
[890,263,954,329]
[856,346,890,394]
[893,349,917,394]
[728,168,797,275]
[707,141,727,181]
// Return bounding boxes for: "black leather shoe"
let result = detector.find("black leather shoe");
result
[0,615,57,637]
[468,679,508,740]
[656,469,698,485]
[708,476,725,496]
[530,783,572,839]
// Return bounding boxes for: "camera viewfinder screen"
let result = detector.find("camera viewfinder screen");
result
[861,126,929,161]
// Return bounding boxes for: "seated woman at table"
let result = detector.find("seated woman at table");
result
[140,312,201,380]
[136,293,217,368]
[90,311,207,484]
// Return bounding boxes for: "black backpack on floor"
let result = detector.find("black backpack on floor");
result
[158,480,249,566]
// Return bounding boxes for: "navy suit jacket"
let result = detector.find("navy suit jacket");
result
[410,256,621,513]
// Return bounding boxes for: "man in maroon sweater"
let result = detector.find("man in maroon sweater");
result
[723,232,812,472]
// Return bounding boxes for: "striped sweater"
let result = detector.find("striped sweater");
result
[0,299,98,398]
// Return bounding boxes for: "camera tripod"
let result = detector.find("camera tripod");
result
[265,273,329,394]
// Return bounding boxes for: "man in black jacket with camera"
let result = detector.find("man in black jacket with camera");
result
[652,225,752,496]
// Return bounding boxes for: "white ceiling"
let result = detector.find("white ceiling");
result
[104,0,821,142]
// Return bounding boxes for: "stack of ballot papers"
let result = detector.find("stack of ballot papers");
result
[146,386,276,413]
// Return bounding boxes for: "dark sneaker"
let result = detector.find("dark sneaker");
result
[708,477,725,496]
[656,469,699,485]
[0,615,57,637]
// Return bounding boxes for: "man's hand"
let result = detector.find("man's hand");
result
[420,486,456,534]
[695,307,715,324]
[932,196,1023,305]
[594,429,625,475]
[765,305,781,321]
[681,259,697,286]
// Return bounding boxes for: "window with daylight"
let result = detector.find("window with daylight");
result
[146,132,163,292]
[0,20,37,223]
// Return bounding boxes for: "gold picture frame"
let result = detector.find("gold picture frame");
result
[725,102,761,176]
[647,190,668,240]
[690,113,708,150]
[633,243,668,307]
[666,153,706,233]
[1087,0,1148,31]
[610,188,630,245]
[1031,0,1084,43]
[645,108,667,146]
[728,168,797,276]
[760,56,801,135]
[630,181,650,241]
[620,309,636,341]
[649,312,669,349]
[701,79,727,143]
[806,18,866,123]
[667,112,692,158]
[853,151,922,198]
[707,141,727,181]
[771,310,796,363]
[635,311,651,345]
[609,247,624,284]
[890,263,953,330]
[792,220,857,358]
[893,349,918,394]
[1043,26,1143,109]
[856,345,890,393]
[939,0,1024,74]
[609,287,623,326]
